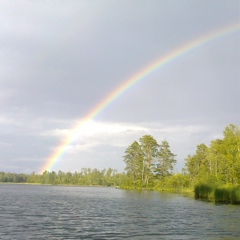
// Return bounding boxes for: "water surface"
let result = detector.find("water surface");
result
[0,184,239,239]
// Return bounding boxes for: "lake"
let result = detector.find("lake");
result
[0,184,240,239]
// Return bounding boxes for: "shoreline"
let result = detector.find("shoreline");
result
[2,182,239,205]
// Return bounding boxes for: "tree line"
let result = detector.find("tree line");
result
[122,124,240,190]
[184,124,240,186]
[0,124,239,191]
[0,168,122,186]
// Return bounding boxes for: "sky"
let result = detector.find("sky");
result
[1,0,239,174]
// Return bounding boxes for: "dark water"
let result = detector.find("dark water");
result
[0,184,240,239]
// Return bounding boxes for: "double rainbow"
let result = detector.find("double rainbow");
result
[40,22,240,173]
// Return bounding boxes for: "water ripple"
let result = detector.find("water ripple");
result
[0,184,240,239]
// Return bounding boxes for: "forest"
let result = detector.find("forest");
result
[1,124,239,202]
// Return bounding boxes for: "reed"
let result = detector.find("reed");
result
[229,187,239,204]
[194,183,214,200]
[214,188,230,203]
[195,183,240,204]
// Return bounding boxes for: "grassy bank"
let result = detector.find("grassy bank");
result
[194,183,240,204]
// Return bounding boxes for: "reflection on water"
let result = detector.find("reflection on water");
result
[0,184,239,239]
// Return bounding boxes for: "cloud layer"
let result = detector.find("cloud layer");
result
[0,1,239,173]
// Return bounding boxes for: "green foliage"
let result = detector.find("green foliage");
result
[214,188,230,203]
[0,172,29,183]
[194,183,240,204]
[154,173,190,192]
[194,184,214,200]
[185,124,240,186]
[0,168,123,187]
[229,187,240,204]
[123,141,144,187]
[185,144,209,184]
[214,186,240,204]
[140,135,159,186]
[155,140,177,178]
[123,135,177,189]
[1,124,239,204]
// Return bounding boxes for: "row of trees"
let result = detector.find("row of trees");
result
[0,168,122,186]
[0,172,28,183]
[122,124,240,190]
[184,124,240,185]
[39,168,122,186]
[1,124,239,191]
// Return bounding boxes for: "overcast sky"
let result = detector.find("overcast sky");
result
[1,0,239,174]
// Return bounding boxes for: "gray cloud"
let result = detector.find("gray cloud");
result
[0,0,239,173]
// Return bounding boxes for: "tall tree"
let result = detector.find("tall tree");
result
[123,141,144,187]
[208,139,225,182]
[222,124,240,184]
[155,140,176,178]
[139,135,159,186]
[185,143,209,184]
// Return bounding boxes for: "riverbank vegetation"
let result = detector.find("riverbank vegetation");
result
[185,124,240,203]
[195,183,240,204]
[0,168,123,186]
[0,124,239,203]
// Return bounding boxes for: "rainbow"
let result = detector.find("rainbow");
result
[40,22,240,173]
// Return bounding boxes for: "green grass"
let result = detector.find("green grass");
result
[194,184,214,200]
[194,183,240,204]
